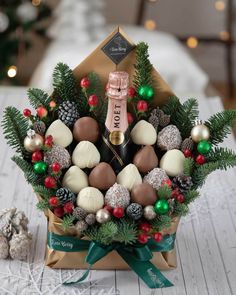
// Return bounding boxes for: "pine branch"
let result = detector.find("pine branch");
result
[183,157,195,176]
[182,98,199,124]
[33,185,55,198]
[27,88,51,109]
[157,185,172,199]
[205,147,236,163]
[150,215,172,231]
[114,218,138,245]
[133,42,153,92]
[205,110,236,145]
[53,62,78,101]
[62,215,76,231]
[11,155,40,185]
[1,107,29,155]
[97,222,118,245]
[173,202,189,217]
[36,199,50,211]
[184,190,200,205]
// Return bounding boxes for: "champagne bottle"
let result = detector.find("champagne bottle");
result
[100,71,132,173]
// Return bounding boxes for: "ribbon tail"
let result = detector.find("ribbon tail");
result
[117,248,173,289]
[63,265,91,286]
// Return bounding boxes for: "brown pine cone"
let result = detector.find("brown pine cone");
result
[181,138,194,152]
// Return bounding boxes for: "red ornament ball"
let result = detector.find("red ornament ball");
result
[175,194,185,203]
[139,222,151,233]
[127,112,134,125]
[32,151,43,162]
[54,207,64,218]
[195,154,206,165]
[128,87,136,98]
[51,162,61,173]
[49,100,56,109]
[63,202,74,214]
[23,108,31,117]
[49,197,59,207]
[138,233,148,244]
[80,77,90,88]
[184,149,192,158]
[113,207,124,218]
[171,189,180,198]
[44,135,53,148]
[88,94,99,107]
[104,205,113,213]
[162,179,172,187]
[137,100,148,112]
[36,106,48,118]
[44,176,56,188]
[153,232,163,242]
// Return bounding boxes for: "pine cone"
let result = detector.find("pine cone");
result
[33,121,46,136]
[75,221,88,232]
[0,234,9,259]
[159,114,170,127]
[9,232,32,260]
[172,175,193,192]
[181,138,194,152]
[56,188,76,204]
[73,207,87,221]
[85,214,96,225]
[58,101,80,127]
[148,114,159,130]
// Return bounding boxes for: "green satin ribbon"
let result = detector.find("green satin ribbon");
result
[47,232,176,289]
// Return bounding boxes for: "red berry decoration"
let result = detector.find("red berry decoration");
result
[171,189,180,198]
[176,194,185,203]
[162,179,172,187]
[54,207,64,218]
[32,151,43,162]
[113,207,124,218]
[138,233,148,244]
[49,100,56,109]
[127,112,134,125]
[137,100,148,112]
[153,232,163,243]
[80,77,90,88]
[36,106,48,118]
[104,205,113,213]
[44,176,56,188]
[88,94,99,107]
[23,108,31,117]
[127,87,136,98]
[49,197,59,207]
[63,202,74,214]
[139,222,151,233]
[184,149,192,158]
[195,154,206,165]
[44,135,53,148]
[51,162,61,173]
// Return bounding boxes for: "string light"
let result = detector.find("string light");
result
[186,37,199,49]
[215,1,225,11]
[144,19,157,31]
[32,0,41,6]
[7,65,17,78]
[219,31,230,41]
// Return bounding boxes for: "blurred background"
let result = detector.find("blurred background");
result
[0,0,235,110]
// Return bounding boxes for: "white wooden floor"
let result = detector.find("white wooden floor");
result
[0,87,236,295]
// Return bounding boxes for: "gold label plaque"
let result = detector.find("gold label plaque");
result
[109,131,124,145]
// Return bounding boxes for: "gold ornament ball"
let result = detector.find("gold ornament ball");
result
[191,124,210,143]
[144,205,157,220]
[96,209,111,224]
[24,131,44,152]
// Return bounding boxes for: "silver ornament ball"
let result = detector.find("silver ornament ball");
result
[144,205,157,220]
[24,130,44,152]
[191,123,210,143]
[96,209,111,224]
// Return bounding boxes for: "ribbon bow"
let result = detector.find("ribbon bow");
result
[47,232,176,289]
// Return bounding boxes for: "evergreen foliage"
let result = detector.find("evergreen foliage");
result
[86,222,118,246]
[1,107,29,155]
[173,202,189,217]
[150,215,172,231]
[206,147,236,163]
[183,158,195,176]
[133,42,153,92]
[184,190,200,205]
[27,88,51,109]
[205,110,236,145]
[157,185,172,199]
[182,98,199,124]
[114,218,138,245]
[33,185,55,198]
[36,199,50,211]
[62,215,76,231]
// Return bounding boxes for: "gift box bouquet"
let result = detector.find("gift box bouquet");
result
[2,28,236,289]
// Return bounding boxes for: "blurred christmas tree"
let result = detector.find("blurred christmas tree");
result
[0,0,52,84]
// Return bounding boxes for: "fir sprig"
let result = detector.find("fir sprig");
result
[1,107,29,155]
[33,185,55,198]
[62,215,76,231]
[182,98,199,124]
[183,157,195,176]
[173,202,189,217]
[150,215,172,231]
[205,110,236,145]
[36,199,50,211]
[157,185,172,199]
[27,88,51,109]
[114,218,138,245]
[205,147,236,163]
[184,190,200,205]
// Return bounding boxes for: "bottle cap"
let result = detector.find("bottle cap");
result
[107,71,129,99]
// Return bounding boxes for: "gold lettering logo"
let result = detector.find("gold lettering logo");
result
[109,131,124,145]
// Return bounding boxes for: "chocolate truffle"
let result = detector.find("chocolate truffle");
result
[133,145,158,173]
[89,162,116,190]
[131,183,157,206]
[73,117,100,143]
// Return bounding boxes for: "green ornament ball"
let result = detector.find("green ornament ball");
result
[33,161,48,174]
[138,85,154,101]
[197,140,212,154]
[154,199,169,215]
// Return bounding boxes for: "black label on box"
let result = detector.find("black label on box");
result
[102,32,135,65]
